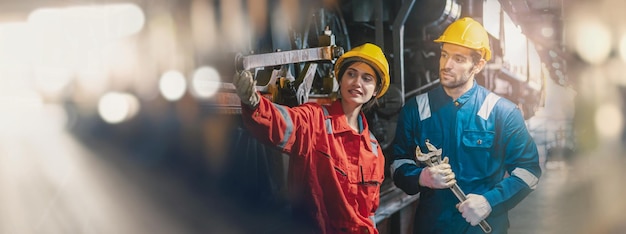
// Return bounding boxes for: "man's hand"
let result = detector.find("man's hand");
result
[419,157,456,189]
[457,194,492,226]
[233,70,260,107]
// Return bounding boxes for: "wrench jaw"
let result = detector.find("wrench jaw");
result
[415,142,443,167]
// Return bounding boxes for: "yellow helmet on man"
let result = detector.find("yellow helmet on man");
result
[334,43,390,98]
[434,17,492,61]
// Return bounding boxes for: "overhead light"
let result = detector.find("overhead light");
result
[190,66,222,99]
[549,50,558,58]
[573,18,612,64]
[159,70,187,101]
[98,92,140,124]
[541,27,554,37]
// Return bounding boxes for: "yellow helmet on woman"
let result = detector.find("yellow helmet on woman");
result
[434,17,492,61]
[334,43,390,98]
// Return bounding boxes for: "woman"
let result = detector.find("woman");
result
[233,43,390,234]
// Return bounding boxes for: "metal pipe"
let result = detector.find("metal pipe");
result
[405,79,440,98]
[392,0,416,106]
[375,0,384,50]
[236,46,343,71]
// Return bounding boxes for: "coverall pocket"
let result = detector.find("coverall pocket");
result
[462,130,494,149]
[315,148,350,187]
[461,130,495,178]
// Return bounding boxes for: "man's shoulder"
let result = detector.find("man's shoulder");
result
[408,86,445,104]
[475,85,517,109]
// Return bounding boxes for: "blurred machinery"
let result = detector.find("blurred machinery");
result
[232,0,564,149]
[228,0,565,232]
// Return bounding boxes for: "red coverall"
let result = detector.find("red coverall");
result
[242,96,385,234]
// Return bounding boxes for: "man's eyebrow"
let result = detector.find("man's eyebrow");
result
[442,50,468,59]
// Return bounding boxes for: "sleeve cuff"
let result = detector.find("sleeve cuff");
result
[482,189,501,208]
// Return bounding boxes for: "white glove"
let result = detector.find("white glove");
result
[457,194,492,226]
[233,70,260,107]
[419,157,456,189]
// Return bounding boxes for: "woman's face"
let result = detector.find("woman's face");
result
[339,62,378,107]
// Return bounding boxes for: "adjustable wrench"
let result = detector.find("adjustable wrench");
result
[416,143,492,233]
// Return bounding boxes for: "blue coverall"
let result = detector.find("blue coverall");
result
[390,82,542,233]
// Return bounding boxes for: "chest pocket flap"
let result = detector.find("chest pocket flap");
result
[462,130,495,149]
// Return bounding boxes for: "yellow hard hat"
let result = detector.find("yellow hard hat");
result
[334,43,390,98]
[434,17,492,61]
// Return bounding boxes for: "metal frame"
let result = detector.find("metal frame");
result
[392,0,416,106]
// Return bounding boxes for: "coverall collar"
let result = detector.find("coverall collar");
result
[326,100,376,152]
[453,80,478,107]
[327,100,367,133]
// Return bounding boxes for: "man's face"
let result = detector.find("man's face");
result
[439,43,478,90]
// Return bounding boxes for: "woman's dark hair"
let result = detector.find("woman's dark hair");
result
[336,58,383,112]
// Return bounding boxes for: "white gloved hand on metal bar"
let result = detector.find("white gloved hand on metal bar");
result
[457,194,492,226]
[233,70,260,108]
[416,142,492,233]
[418,156,456,189]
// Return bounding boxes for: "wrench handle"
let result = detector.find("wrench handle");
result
[417,153,491,233]
[450,184,492,233]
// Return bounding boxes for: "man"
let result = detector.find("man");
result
[390,17,542,233]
